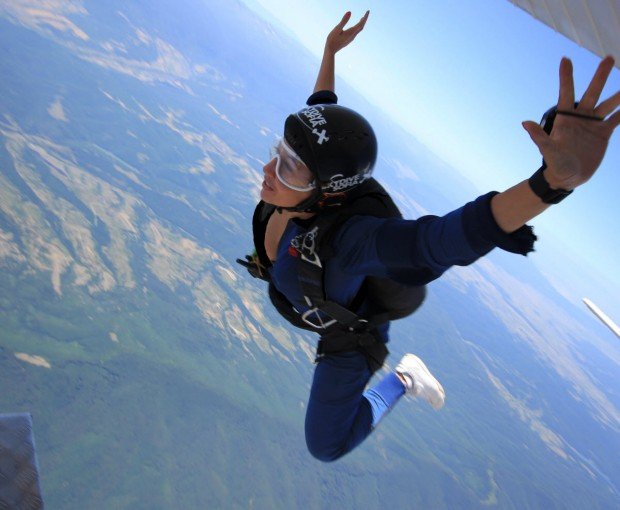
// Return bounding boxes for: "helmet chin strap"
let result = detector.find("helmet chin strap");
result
[275,191,322,214]
[275,190,348,214]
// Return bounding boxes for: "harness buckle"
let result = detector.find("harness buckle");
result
[295,227,322,268]
[301,307,338,329]
[347,319,369,333]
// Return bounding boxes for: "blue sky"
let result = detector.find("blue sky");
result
[242,0,620,316]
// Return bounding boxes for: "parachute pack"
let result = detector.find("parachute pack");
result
[239,178,426,371]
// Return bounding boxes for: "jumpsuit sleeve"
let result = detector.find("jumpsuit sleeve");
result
[331,191,537,286]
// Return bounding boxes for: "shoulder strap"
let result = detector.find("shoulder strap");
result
[293,178,404,332]
[294,218,370,331]
[252,201,275,270]
[299,178,401,258]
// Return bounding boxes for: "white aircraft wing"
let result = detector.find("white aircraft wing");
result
[508,0,620,68]
[583,298,620,339]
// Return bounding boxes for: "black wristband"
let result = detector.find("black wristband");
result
[528,165,573,204]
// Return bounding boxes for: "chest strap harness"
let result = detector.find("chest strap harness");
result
[293,214,390,374]
[240,178,427,374]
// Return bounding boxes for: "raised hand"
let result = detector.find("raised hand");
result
[325,10,370,54]
[522,56,620,190]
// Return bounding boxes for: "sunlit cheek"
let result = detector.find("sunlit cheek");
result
[267,184,313,208]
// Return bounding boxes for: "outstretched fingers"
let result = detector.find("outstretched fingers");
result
[595,90,620,118]
[556,55,619,134]
[337,11,352,30]
[557,57,575,110]
[607,110,620,131]
[579,55,615,110]
[522,121,551,153]
[348,10,369,35]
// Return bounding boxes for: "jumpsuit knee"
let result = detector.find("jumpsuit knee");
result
[304,351,374,462]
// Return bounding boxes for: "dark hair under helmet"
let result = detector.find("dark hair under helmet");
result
[283,103,377,211]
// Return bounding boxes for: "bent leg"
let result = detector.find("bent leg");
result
[305,351,373,462]
[305,352,408,462]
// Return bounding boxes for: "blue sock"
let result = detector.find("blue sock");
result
[362,372,406,428]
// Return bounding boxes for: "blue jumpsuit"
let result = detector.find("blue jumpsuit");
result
[266,91,536,462]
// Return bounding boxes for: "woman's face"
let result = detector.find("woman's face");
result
[260,140,316,208]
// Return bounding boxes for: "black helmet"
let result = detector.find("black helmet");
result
[283,103,377,211]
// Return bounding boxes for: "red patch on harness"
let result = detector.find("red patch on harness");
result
[288,246,299,257]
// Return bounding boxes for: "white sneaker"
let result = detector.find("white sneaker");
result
[396,354,445,410]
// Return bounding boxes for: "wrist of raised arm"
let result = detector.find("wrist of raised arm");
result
[323,42,337,56]
[543,166,575,191]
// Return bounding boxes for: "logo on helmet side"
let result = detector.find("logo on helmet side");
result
[324,171,371,192]
[301,107,327,127]
[297,107,330,145]
[312,128,329,145]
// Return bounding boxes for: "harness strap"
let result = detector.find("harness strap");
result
[295,208,390,371]
[292,185,401,369]
[296,213,373,332]
[250,179,426,374]
[316,329,389,375]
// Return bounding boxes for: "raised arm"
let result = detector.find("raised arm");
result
[313,11,370,93]
[491,56,620,233]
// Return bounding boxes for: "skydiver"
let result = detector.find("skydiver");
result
[238,11,620,462]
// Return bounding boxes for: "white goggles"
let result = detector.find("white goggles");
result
[269,137,316,192]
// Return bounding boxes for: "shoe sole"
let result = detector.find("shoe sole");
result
[400,354,445,410]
